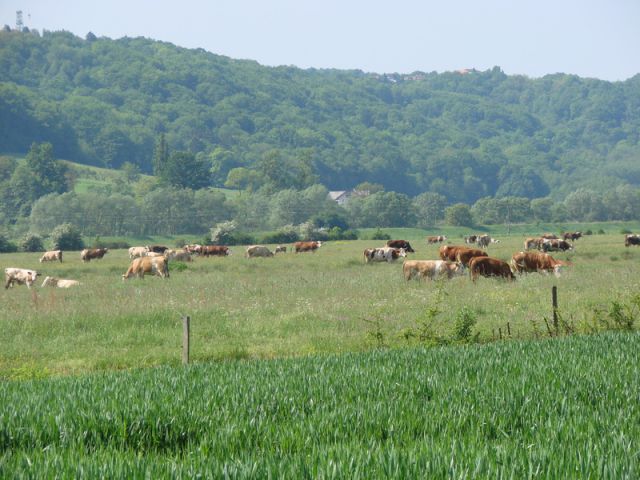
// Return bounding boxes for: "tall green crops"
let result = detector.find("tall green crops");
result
[2,332,639,477]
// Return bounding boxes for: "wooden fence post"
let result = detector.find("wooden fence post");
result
[182,315,190,365]
[552,286,558,335]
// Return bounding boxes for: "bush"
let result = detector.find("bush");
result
[621,229,632,234]
[584,230,593,235]
[326,227,359,241]
[50,223,84,251]
[92,237,130,249]
[453,307,477,343]
[260,226,300,244]
[20,234,44,252]
[0,234,18,253]
[597,229,605,235]
[370,228,391,240]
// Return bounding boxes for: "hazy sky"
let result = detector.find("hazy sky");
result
[2,1,638,81]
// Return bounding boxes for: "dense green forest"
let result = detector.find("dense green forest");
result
[2,28,640,203]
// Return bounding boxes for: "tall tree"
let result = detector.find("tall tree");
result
[153,133,169,178]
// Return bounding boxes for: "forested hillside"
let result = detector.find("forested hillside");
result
[1,29,640,202]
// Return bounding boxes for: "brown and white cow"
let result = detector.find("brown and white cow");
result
[4,268,39,289]
[403,260,464,281]
[163,249,193,262]
[246,245,274,258]
[469,256,515,282]
[625,234,640,247]
[364,247,407,263]
[184,244,202,254]
[426,235,447,244]
[122,256,169,280]
[510,251,571,277]
[563,231,582,241]
[41,276,80,288]
[541,239,573,252]
[274,245,287,254]
[201,245,231,257]
[81,248,109,262]
[40,250,63,263]
[386,240,415,253]
[455,247,488,267]
[541,233,559,240]
[476,235,491,248]
[128,246,149,259]
[295,241,322,253]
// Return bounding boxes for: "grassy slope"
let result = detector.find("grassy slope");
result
[0,232,639,378]
[1,332,639,477]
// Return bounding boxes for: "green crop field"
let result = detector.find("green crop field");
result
[1,332,639,477]
[1,230,639,378]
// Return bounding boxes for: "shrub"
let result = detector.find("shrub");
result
[584,229,593,235]
[93,238,130,249]
[50,223,84,251]
[20,234,44,252]
[453,307,477,343]
[0,234,18,253]
[326,227,359,241]
[370,228,391,240]
[597,229,605,235]
[260,226,300,244]
[621,229,632,234]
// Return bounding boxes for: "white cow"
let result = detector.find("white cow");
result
[40,250,63,263]
[41,276,80,288]
[4,268,39,289]
[128,246,149,259]
[245,245,274,258]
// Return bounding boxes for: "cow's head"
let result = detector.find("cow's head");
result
[397,248,407,258]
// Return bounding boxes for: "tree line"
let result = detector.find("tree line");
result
[1,29,640,204]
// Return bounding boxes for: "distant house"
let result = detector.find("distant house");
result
[328,189,370,205]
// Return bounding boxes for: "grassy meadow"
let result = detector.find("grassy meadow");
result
[1,332,639,477]
[1,228,639,378]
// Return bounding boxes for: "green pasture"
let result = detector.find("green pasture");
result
[1,332,639,477]
[1,231,639,378]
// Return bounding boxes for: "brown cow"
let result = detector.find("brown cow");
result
[510,251,571,277]
[468,256,515,282]
[541,233,559,240]
[81,248,108,262]
[563,232,582,241]
[439,245,466,262]
[122,256,169,280]
[455,247,488,267]
[295,241,322,253]
[524,237,544,250]
[386,240,415,253]
[403,260,464,281]
[426,235,447,244]
[201,245,231,257]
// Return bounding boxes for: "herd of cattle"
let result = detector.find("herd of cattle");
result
[2,231,638,289]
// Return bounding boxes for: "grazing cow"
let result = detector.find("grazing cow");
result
[128,246,149,259]
[122,256,169,280]
[439,245,466,262]
[163,249,193,262]
[4,268,39,289]
[40,250,63,263]
[426,235,447,244]
[541,239,573,252]
[144,251,163,257]
[386,240,415,253]
[464,235,478,245]
[200,245,231,257]
[363,247,407,263]
[81,248,108,262]
[510,251,571,277]
[295,241,322,253]
[476,235,491,248]
[541,233,559,240]
[41,276,80,288]
[403,260,464,281]
[524,237,544,250]
[455,247,488,267]
[146,245,169,254]
[563,231,582,241]
[246,245,274,258]
[468,256,515,282]
[184,244,202,254]
[274,245,287,254]
[625,234,640,247]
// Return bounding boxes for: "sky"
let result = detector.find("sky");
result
[1,0,639,81]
